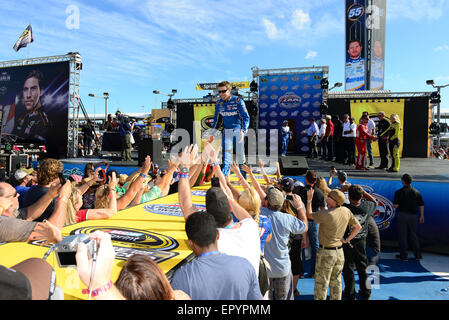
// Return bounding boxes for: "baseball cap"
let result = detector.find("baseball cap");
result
[0,258,55,300]
[280,177,294,192]
[266,186,285,209]
[328,189,346,207]
[283,120,289,124]
[14,169,28,180]
[337,170,347,182]
[205,187,231,227]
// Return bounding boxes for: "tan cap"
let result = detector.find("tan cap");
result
[328,189,346,207]
[266,186,285,208]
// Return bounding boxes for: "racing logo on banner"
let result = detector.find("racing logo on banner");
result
[201,116,215,130]
[278,92,301,109]
[347,3,365,21]
[144,203,206,217]
[360,185,395,230]
[71,226,179,251]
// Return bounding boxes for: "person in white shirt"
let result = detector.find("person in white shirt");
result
[362,111,376,167]
[342,114,356,166]
[318,118,327,159]
[303,118,319,158]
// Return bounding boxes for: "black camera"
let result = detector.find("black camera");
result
[306,185,312,190]
[285,195,293,201]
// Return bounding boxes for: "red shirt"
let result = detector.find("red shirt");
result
[325,120,334,136]
[76,209,89,223]
[356,124,375,141]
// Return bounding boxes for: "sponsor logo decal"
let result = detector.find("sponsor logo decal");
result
[278,92,301,109]
[144,203,206,217]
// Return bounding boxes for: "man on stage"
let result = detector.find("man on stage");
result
[211,81,250,176]
[280,120,292,156]
[376,111,390,170]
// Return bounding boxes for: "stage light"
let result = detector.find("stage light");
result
[165,123,175,133]
[250,80,258,92]
[320,78,329,90]
[167,98,175,109]
[429,122,440,135]
[153,90,160,94]
[320,102,328,114]
[426,80,434,86]
[329,82,342,91]
[430,91,441,104]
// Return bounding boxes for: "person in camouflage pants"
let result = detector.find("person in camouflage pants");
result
[314,247,345,300]
[305,188,361,300]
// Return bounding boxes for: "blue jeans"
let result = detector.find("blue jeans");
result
[222,128,245,176]
[281,136,289,155]
[308,220,319,276]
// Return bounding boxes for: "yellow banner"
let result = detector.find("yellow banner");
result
[350,100,405,157]
[196,81,250,90]
[193,104,221,151]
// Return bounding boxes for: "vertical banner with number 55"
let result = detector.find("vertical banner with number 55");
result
[345,0,367,91]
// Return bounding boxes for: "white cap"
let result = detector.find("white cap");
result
[14,169,28,180]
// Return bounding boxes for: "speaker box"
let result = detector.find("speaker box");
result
[138,139,162,166]
[279,156,309,176]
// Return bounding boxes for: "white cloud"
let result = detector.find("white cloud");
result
[435,76,449,83]
[388,0,448,22]
[291,9,311,30]
[434,45,449,52]
[262,18,281,40]
[305,50,317,59]
[244,45,254,54]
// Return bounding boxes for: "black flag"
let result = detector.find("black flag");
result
[13,24,34,52]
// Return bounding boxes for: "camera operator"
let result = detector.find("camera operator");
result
[119,115,134,162]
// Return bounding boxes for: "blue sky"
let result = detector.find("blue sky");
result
[1,0,449,115]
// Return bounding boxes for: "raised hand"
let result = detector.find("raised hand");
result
[241,164,252,174]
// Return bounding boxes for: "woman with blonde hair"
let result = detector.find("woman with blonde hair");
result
[63,172,118,226]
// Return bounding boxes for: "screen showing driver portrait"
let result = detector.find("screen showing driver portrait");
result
[0,61,69,158]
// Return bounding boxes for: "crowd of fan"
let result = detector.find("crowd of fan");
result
[0,139,387,301]
[432,145,449,160]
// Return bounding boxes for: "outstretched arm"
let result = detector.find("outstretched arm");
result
[116,156,151,210]
[243,164,266,201]
[177,145,200,221]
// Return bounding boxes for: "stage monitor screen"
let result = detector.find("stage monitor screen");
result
[0,61,70,158]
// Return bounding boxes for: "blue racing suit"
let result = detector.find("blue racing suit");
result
[211,95,250,176]
[345,57,366,91]
[281,125,290,156]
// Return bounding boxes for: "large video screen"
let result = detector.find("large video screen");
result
[0,61,69,158]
